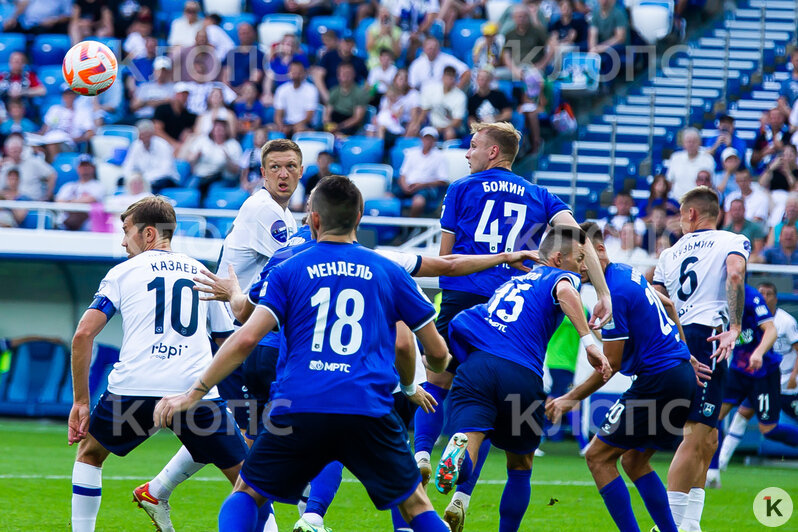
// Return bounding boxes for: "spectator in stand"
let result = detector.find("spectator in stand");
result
[600,190,645,248]
[302,150,335,199]
[183,59,237,116]
[723,168,771,227]
[105,173,152,232]
[2,0,71,34]
[390,0,440,62]
[0,52,46,105]
[778,49,798,119]
[640,204,676,256]
[419,66,467,140]
[467,68,512,128]
[122,119,179,194]
[588,0,628,80]
[39,85,95,162]
[239,127,268,193]
[0,168,30,228]
[768,193,798,247]
[69,0,114,45]
[395,127,449,217]
[408,37,470,91]
[639,173,680,218]
[121,11,154,60]
[760,143,798,193]
[472,21,505,72]
[604,221,649,263]
[313,33,368,104]
[665,127,715,200]
[234,82,266,135]
[202,13,235,64]
[502,6,552,81]
[366,8,403,69]
[282,0,333,18]
[55,155,106,231]
[0,134,55,201]
[723,198,766,256]
[0,99,37,136]
[125,37,158,93]
[752,107,790,173]
[167,0,203,49]
[754,225,798,290]
[194,86,237,137]
[438,0,487,35]
[130,56,175,120]
[110,0,155,39]
[713,147,742,203]
[173,28,220,83]
[264,33,312,105]
[273,61,319,137]
[180,119,242,199]
[550,0,589,52]
[153,83,197,153]
[367,48,399,106]
[324,63,369,137]
[704,114,748,172]
[223,22,266,91]
[374,69,422,139]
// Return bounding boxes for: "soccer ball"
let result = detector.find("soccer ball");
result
[62,41,118,96]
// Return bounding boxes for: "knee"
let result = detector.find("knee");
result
[398,484,433,522]
[75,446,105,468]
[620,453,646,479]
[584,446,607,473]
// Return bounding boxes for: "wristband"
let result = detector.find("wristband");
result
[400,383,417,396]
[580,334,596,350]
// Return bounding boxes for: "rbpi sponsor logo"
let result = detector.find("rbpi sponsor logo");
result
[753,487,793,527]
[308,360,351,373]
[151,343,187,359]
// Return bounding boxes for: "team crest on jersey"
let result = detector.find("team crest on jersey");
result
[702,403,715,417]
[743,240,751,252]
[270,220,288,243]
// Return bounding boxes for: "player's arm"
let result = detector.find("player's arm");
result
[193,266,255,323]
[789,342,798,390]
[415,250,539,277]
[709,254,747,361]
[552,211,612,328]
[439,231,454,256]
[656,290,686,341]
[414,321,451,373]
[555,279,612,381]
[68,309,108,445]
[748,320,777,371]
[394,321,437,413]
[153,307,277,427]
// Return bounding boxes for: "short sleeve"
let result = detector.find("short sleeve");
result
[207,300,234,338]
[652,257,666,286]
[539,187,570,224]
[258,263,289,327]
[727,233,751,261]
[303,85,319,110]
[439,182,458,233]
[90,271,121,320]
[375,249,422,276]
[551,272,581,305]
[390,267,436,331]
[273,86,286,110]
[248,204,289,258]
[752,294,773,326]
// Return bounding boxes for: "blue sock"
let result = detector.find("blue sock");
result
[218,491,258,532]
[633,471,676,532]
[766,423,798,446]
[408,510,449,531]
[499,469,532,532]
[305,461,344,517]
[457,439,490,496]
[413,383,448,454]
[254,502,272,532]
[598,476,640,532]
[391,506,411,531]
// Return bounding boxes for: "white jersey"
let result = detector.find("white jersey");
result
[93,250,234,397]
[653,230,750,327]
[774,308,798,395]
[217,188,297,291]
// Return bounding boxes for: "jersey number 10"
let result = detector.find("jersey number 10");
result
[147,277,200,337]
[475,200,528,253]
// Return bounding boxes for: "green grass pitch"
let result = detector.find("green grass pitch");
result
[2,418,795,531]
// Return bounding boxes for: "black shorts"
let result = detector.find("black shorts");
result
[240,343,280,438]
[724,368,781,425]
[684,324,727,427]
[240,411,421,510]
[596,361,696,452]
[216,366,251,431]
[393,390,418,429]
[88,392,247,470]
[447,350,546,455]
[781,394,798,422]
[436,289,490,374]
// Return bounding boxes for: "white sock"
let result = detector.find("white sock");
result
[452,491,472,511]
[149,446,205,501]
[681,487,705,532]
[303,512,324,526]
[72,462,102,532]
[719,413,747,470]
[667,490,689,527]
[415,451,431,463]
[263,511,278,532]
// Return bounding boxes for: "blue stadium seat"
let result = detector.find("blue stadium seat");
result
[160,188,201,208]
[96,125,139,143]
[293,131,335,166]
[159,0,187,16]
[339,137,384,173]
[175,159,192,185]
[306,16,347,52]
[354,18,374,55]
[203,186,249,209]
[58,343,119,411]
[222,14,257,44]
[207,217,235,238]
[252,0,284,18]
[86,37,122,58]
[350,163,393,182]
[240,131,254,151]
[0,34,25,64]
[19,210,55,230]
[0,341,68,417]
[53,152,81,193]
[0,4,15,27]
[389,137,422,172]
[450,19,486,64]
[32,34,72,66]
[363,198,401,244]
[36,65,66,97]
[175,216,205,237]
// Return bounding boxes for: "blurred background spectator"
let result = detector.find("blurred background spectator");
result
[751,108,790,173]
[234,81,266,135]
[502,6,551,81]
[0,168,30,228]
[367,48,398,106]
[129,56,175,120]
[394,127,449,217]
[122,119,179,194]
[265,33,311,105]
[639,174,680,218]
[714,147,742,203]
[472,21,504,72]
[419,65,466,140]
[0,134,55,201]
[640,204,676,256]
[167,0,203,48]
[222,22,265,92]
[704,114,747,172]
[768,193,798,248]
[153,83,197,153]
[599,190,645,249]
[467,68,512,128]
[3,0,71,34]
[0,52,46,105]
[312,32,365,104]
[723,169,771,228]
[180,119,241,198]
[366,8,402,69]
[605,221,649,263]
[666,127,715,200]
[589,0,628,81]
[1,99,37,136]
[550,0,588,53]
[324,62,369,136]
[239,128,268,194]
[409,37,469,91]
[39,85,95,162]
[55,154,105,230]
[69,0,113,45]
[722,198,767,257]
[195,86,237,137]
[272,61,319,136]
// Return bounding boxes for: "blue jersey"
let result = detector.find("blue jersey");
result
[730,284,779,378]
[448,265,580,377]
[259,241,436,417]
[439,168,570,297]
[600,263,691,377]
[248,225,314,348]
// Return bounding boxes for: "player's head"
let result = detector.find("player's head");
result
[757,281,778,311]
[579,221,608,279]
[309,175,363,238]
[466,122,521,173]
[538,225,587,274]
[120,196,176,258]
[261,138,302,208]
[679,186,720,234]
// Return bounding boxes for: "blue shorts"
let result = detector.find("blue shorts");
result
[216,365,251,431]
[88,392,248,469]
[781,394,798,422]
[596,360,696,452]
[447,350,546,455]
[548,368,575,398]
[240,411,421,510]
[684,324,727,427]
[724,368,781,425]
[436,290,490,373]
[239,344,280,438]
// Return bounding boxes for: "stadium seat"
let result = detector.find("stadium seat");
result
[292,131,334,166]
[221,13,257,43]
[58,343,119,410]
[36,65,66,97]
[363,198,401,244]
[18,210,55,230]
[258,14,303,51]
[175,159,192,185]
[450,19,486,64]
[339,137,384,173]
[486,0,515,22]
[0,33,25,64]
[175,215,206,237]
[631,0,674,44]
[203,0,244,16]
[0,4,15,27]
[159,0,187,16]
[349,173,389,201]
[0,341,68,417]
[354,18,374,55]
[203,186,249,209]
[53,152,81,193]
[90,135,130,163]
[441,148,470,182]
[350,163,393,182]
[31,34,72,66]
[207,216,235,238]
[390,137,423,171]
[160,188,201,208]
[306,16,347,52]
[96,125,139,143]
[252,0,283,18]
[86,37,122,58]
[96,162,124,195]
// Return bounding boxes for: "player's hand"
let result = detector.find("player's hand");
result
[788,375,797,390]
[68,402,90,445]
[545,396,576,424]
[586,344,612,382]
[153,393,197,428]
[690,355,712,388]
[590,295,612,329]
[505,250,542,272]
[406,386,438,414]
[194,265,239,302]
[747,353,763,372]
[707,328,740,362]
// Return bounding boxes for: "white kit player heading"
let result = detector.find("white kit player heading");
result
[654,230,751,327]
